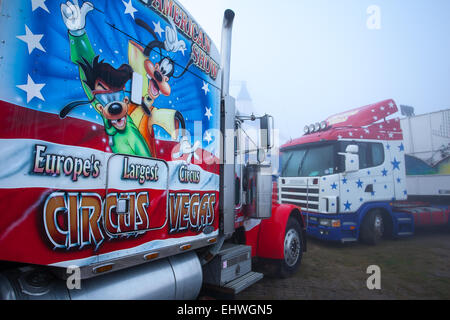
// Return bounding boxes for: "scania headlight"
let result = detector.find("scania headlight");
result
[319,219,331,227]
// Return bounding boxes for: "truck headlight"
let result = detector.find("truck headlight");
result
[319,219,341,228]
[319,219,331,227]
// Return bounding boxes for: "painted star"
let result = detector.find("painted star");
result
[403,190,408,196]
[205,107,213,120]
[397,177,401,183]
[342,177,347,184]
[356,179,363,188]
[17,74,46,103]
[17,25,46,54]
[331,182,338,190]
[31,0,50,13]
[381,168,388,176]
[389,102,395,108]
[123,0,138,19]
[201,81,210,95]
[391,157,401,170]
[204,131,213,144]
[386,144,391,150]
[153,20,164,38]
[344,200,352,211]
[398,143,404,152]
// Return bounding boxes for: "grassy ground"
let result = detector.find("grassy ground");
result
[236,227,450,300]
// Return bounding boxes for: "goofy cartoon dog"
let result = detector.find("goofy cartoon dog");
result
[127,18,193,157]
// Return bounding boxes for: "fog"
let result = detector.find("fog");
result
[182,0,450,143]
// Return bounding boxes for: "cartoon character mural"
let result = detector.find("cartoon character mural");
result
[127,17,193,157]
[59,0,190,158]
[0,0,222,265]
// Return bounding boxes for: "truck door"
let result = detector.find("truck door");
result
[104,154,169,237]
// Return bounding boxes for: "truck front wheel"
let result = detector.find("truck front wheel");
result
[360,210,384,245]
[277,217,303,278]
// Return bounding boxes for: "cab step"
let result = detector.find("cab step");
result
[200,243,262,299]
[200,271,263,299]
[224,271,263,294]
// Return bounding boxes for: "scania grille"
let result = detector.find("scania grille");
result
[279,186,319,212]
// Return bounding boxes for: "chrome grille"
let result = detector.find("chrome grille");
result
[279,182,319,212]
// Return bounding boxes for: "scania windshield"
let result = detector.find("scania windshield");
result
[280,143,338,177]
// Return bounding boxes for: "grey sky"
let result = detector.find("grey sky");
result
[182,0,450,143]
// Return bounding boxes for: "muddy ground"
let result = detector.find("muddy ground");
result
[236,227,450,300]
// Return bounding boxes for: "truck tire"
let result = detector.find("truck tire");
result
[360,210,384,245]
[277,217,303,278]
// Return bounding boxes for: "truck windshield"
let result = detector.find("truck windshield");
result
[281,143,337,177]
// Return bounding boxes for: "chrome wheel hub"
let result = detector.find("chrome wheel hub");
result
[284,229,300,267]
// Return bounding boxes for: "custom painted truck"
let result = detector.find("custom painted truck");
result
[0,0,305,299]
[277,100,450,244]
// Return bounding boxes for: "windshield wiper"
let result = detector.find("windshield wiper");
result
[297,148,309,176]
[281,153,294,176]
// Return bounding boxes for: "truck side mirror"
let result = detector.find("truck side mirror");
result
[259,115,273,151]
[338,144,359,173]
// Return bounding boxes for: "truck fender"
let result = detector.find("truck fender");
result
[256,204,304,260]
[357,202,395,237]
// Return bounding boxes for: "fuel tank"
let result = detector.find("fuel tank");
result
[0,252,202,300]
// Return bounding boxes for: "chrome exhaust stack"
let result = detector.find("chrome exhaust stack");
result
[220,9,235,99]
[219,9,237,239]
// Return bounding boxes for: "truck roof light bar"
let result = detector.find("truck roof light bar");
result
[304,121,329,135]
